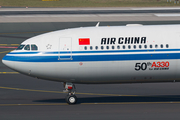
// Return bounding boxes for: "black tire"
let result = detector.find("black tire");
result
[66,95,77,104]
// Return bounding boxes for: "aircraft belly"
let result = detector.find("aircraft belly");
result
[7,59,177,84]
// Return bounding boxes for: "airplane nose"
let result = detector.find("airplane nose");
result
[2,53,29,74]
[2,59,6,65]
[2,55,8,65]
[2,59,8,67]
[2,54,15,70]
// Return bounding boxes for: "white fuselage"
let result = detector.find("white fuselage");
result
[2,25,180,83]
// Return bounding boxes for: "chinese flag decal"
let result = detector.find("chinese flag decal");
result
[79,38,90,45]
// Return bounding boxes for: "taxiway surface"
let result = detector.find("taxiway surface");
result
[1,21,180,120]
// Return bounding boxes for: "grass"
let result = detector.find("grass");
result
[0,0,179,7]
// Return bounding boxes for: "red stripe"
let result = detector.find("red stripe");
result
[79,38,90,45]
[0,46,18,48]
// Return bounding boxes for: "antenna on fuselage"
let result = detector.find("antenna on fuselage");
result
[96,22,100,27]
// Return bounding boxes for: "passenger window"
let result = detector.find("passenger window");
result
[134,45,136,49]
[24,44,30,50]
[155,44,158,48]
[95,46,98,50]
[84,46,87,50]
[161,44,163,48]
[16,44,25,50]
[123,45,125,49]
[101,46,104,50]
[31,44,38,50]
[166,44,169,48]
[150,45,152,48]
[106,46,109,49]
[128,45,131,49]
[139,45,142,49]
[90,46,93,50]
[144,45,147,49]
[112,46,114,49]
[117,46,120,49]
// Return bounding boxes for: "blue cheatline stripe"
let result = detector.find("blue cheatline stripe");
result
[2,53,179,62]
[7,49,180,55]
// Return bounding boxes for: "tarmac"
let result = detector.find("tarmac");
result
[1,7,180,22]
[1,8,180,120]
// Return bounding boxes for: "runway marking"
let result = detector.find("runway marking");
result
[0,72,19,74]
[76,92,137,96]
[0,50,12,54]
[0,31,51,35]
[0,44,19,49]
[0,46,18,48]
[0,44,19,46]
[0,101,180,106]
[81,101,180,105]
[0,86,137,97]
[0,103,67,106]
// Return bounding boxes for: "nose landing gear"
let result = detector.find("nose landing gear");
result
[65,94,77,104]
[63,82,77,104]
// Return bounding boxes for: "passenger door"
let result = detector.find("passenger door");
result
[58,37,72,60]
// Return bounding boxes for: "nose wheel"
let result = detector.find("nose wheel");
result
[66,95,77,104]
[63,82,77,104]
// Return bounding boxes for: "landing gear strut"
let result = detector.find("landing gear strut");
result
[63,82,77,104]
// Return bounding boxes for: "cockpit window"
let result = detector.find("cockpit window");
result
[16,44,25,50]
[31,44,38,50]
[24,44,30,50]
